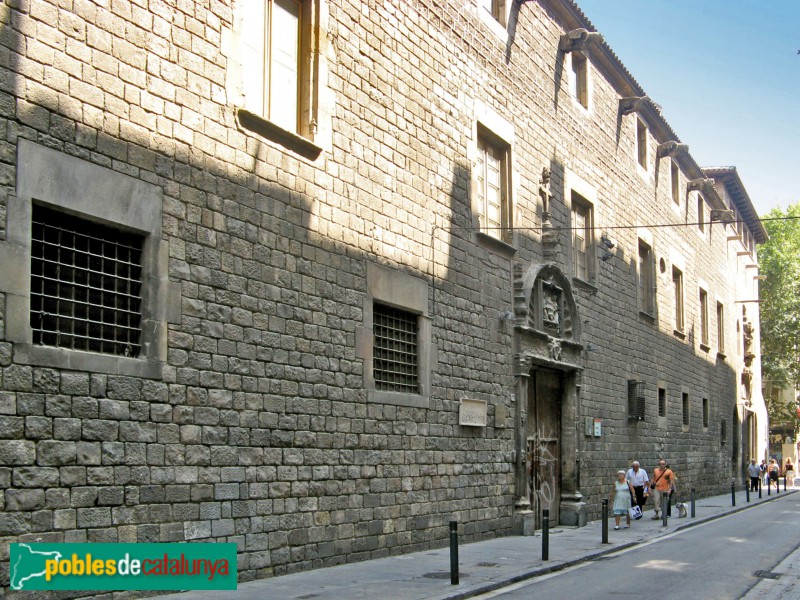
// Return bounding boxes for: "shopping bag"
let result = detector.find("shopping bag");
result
[629,506,643,520]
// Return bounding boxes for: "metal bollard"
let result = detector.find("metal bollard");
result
[784,476,787,492]
[542,509,549,561]
[759,477,762,499]
[768,477,771,495]
[602,499,609,544]
[690,488,695,518]
[661,495,668,527]
[731,482,736,506]
[777,477,780,494]
[449,521,459,585]
[745,482,750,503]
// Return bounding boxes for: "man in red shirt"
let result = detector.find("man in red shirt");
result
[650,459,675,520]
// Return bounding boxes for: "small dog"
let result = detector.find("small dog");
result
[674,502,688,518]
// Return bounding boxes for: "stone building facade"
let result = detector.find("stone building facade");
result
[0,0,767,587]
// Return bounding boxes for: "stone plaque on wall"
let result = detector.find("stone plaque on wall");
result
[459,399,488,427]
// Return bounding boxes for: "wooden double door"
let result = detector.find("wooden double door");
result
[527,369,562,528]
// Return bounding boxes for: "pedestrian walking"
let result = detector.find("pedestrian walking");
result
[760,459,768,486]
[626,460,649,514]
[747,459,760,492]
[650,459,675,520]
[784,458,795,488]
[610,470,635,530]
[768,459,780,488]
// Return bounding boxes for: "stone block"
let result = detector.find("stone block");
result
[13,466,59,488]
[0,441,36,465]
[37,440,77,466]
[5,489,46,511]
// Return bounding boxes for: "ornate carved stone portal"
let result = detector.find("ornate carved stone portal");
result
[512,263,587,533]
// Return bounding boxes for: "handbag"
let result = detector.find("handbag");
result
[629,505,643,520]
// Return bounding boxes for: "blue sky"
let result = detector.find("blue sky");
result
[576,0,800,216]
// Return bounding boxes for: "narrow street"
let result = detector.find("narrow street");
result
[475,494,800,600]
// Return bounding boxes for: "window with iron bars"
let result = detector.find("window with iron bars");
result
[373,303,419,393]
[627,380,645,421]
[30,204,144,357]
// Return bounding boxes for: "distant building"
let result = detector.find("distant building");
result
[0,0,768,586]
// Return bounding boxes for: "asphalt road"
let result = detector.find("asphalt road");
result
[475,493,800,600]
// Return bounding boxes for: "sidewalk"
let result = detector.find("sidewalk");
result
[161,487,796,600]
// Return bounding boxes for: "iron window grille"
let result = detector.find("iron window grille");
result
[682,392,690,426]
[373,303,419,393]
[627,380,645,421]
[30,204,144,357]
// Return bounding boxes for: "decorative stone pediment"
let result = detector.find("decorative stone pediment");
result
[512,263,583,374]
[514,263,580,342]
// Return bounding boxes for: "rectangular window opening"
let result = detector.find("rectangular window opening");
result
[671,161,680,204]
[700,289,709,347]
[373,303,419,394]
[702,397,709,428]
[476,130,511,243]
[628,379,645,421]
[697,195,705,233]
[658,387,666,418]
[638,240,654,314]
[682,392,690,426]
[571,192,593,282]
[570,52,588,108]
[481,0,506,26]
[717,301,725,353]
[30,204,144,357]
[673,266,684,333]
[242,0,305,135]
[637,118,648,169]
[721,419,727,446]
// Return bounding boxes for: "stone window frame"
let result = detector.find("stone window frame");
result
[720,418,727,446]
[626,379,645,422]
[696,192,706,236]
[716,299,726,357]
[670,159,681,207]
[570,192,594,285]
[635,116,649,172]
[672,266,684,336]
[565,170,598,289]
[0,139,179,379]
[476,128,512,244]
[568,51,591,111]
[637,235,655,317]
[470,103,516,253]
[702,397,709,430]
[657,382,667,426]
[477,0,511,41]
[681,389,690,431]
[226,0,332,161]
[355,263,435,408]
[698,285,710,351]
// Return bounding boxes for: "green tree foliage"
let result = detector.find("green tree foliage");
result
[760,203,800,424]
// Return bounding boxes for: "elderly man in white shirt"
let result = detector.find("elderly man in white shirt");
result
[626,461,650,515]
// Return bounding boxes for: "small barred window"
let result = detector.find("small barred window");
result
[373,303,419,393]
[30,204,144,357]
